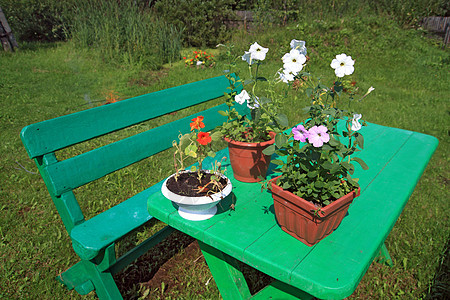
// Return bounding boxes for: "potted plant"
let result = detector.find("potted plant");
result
[161,116,232,221]
[264,47,375,246]
[217,41,306,182]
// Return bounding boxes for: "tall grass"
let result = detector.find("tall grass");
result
[69,0,183,69]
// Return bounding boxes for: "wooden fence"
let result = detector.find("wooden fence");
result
[0,6,18,51]
[421,16,449,46]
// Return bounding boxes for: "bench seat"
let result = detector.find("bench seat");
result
[70,182,163,261]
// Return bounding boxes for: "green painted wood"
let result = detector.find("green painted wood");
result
[20,75,248,299]
[70,182,163,260]
[35,154,85,233]
[375,243,393,267]
[252,279,314,300]
[287,130,438,299]
[57,261,94,293]
[44,102,247,197]
[147,122,438,300]
[20,74,243,159]
[82,262,122,300]
[199,241,252,300]
[96,244,117,273]
[109,225,175,275]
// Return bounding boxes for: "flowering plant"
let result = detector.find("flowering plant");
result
[172,116,225,192]
[218,41,306,142]
[184,50,215,68]
[265,43,375,207]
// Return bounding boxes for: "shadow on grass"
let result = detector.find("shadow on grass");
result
[424,238,449,299]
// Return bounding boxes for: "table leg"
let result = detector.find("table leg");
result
[198,241,314,300]
[199,241,252,299]
[375,242,394,267]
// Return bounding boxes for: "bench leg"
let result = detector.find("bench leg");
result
[199,241,314,300]
[57,259,122,299]
[375,242,393,267]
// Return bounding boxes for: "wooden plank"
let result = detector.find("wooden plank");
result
[0,6,17,50]
[241,124,416,297]
[42,103,240,196]
[199,241,252,300]
[70,180,162,260]
[21,74,243,159]
[288,130,438,299]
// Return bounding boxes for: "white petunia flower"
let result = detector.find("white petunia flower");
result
[279,68,297,83]
[196,61,204,66]
[330,53,355,78]
[247,96,260,109]
[242,51,256,65]
[290,39,307,56]
[248,42,269,61]
[235,90,250,105]
[351,114,362,131]
[282,49,306,74]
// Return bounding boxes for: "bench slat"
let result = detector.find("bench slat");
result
[21,75,240,159]
[44,103,248,196]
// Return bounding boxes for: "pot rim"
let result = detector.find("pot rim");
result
[161,170,232,205]
[223,131,276,148]
[269,175,360,216]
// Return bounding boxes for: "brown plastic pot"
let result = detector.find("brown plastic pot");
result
[270,176,360,246]
[224,131,276,183]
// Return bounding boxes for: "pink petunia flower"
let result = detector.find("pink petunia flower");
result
[308,125,330,147]
[292,125,309,142]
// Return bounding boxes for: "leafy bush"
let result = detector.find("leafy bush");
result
[154,0,235,47]
[0,0,75,42]
[252,0,448,26]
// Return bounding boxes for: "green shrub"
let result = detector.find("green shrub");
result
[154,0,235,47]
[252,0,448,26]
[0,0,75,42]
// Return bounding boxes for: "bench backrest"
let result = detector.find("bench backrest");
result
[20,74,245,232]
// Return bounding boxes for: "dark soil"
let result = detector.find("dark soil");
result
[166,171,227,197]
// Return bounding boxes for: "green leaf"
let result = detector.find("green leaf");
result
[256,76,268,81]
[218,110,228,116]
[275,114,289,127]
[271,159,284,165]
[351,157,369,170]
[275,133,288,146]
[355,133,364,149]
[322,161,333,170]
[190,165,197,172]
[262,144,275,155]
[259,97,272,104]
[210,131,222,141]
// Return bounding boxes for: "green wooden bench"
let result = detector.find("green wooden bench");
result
[20,74,244,299]
[148,122,438,299]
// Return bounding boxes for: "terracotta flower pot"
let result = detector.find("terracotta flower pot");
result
[224,131,276,183]
[270,176,360,246]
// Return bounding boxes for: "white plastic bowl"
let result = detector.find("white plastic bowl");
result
[161,171,232,221]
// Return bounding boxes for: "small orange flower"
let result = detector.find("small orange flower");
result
[197,132,212,145]
[190,116,205,131]
[183,56,186,59]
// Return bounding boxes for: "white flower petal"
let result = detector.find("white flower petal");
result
[235,90,250,104]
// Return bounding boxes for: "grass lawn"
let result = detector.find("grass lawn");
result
[1,15,449,299]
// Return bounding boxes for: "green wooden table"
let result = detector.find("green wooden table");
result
[147,122,438,300]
